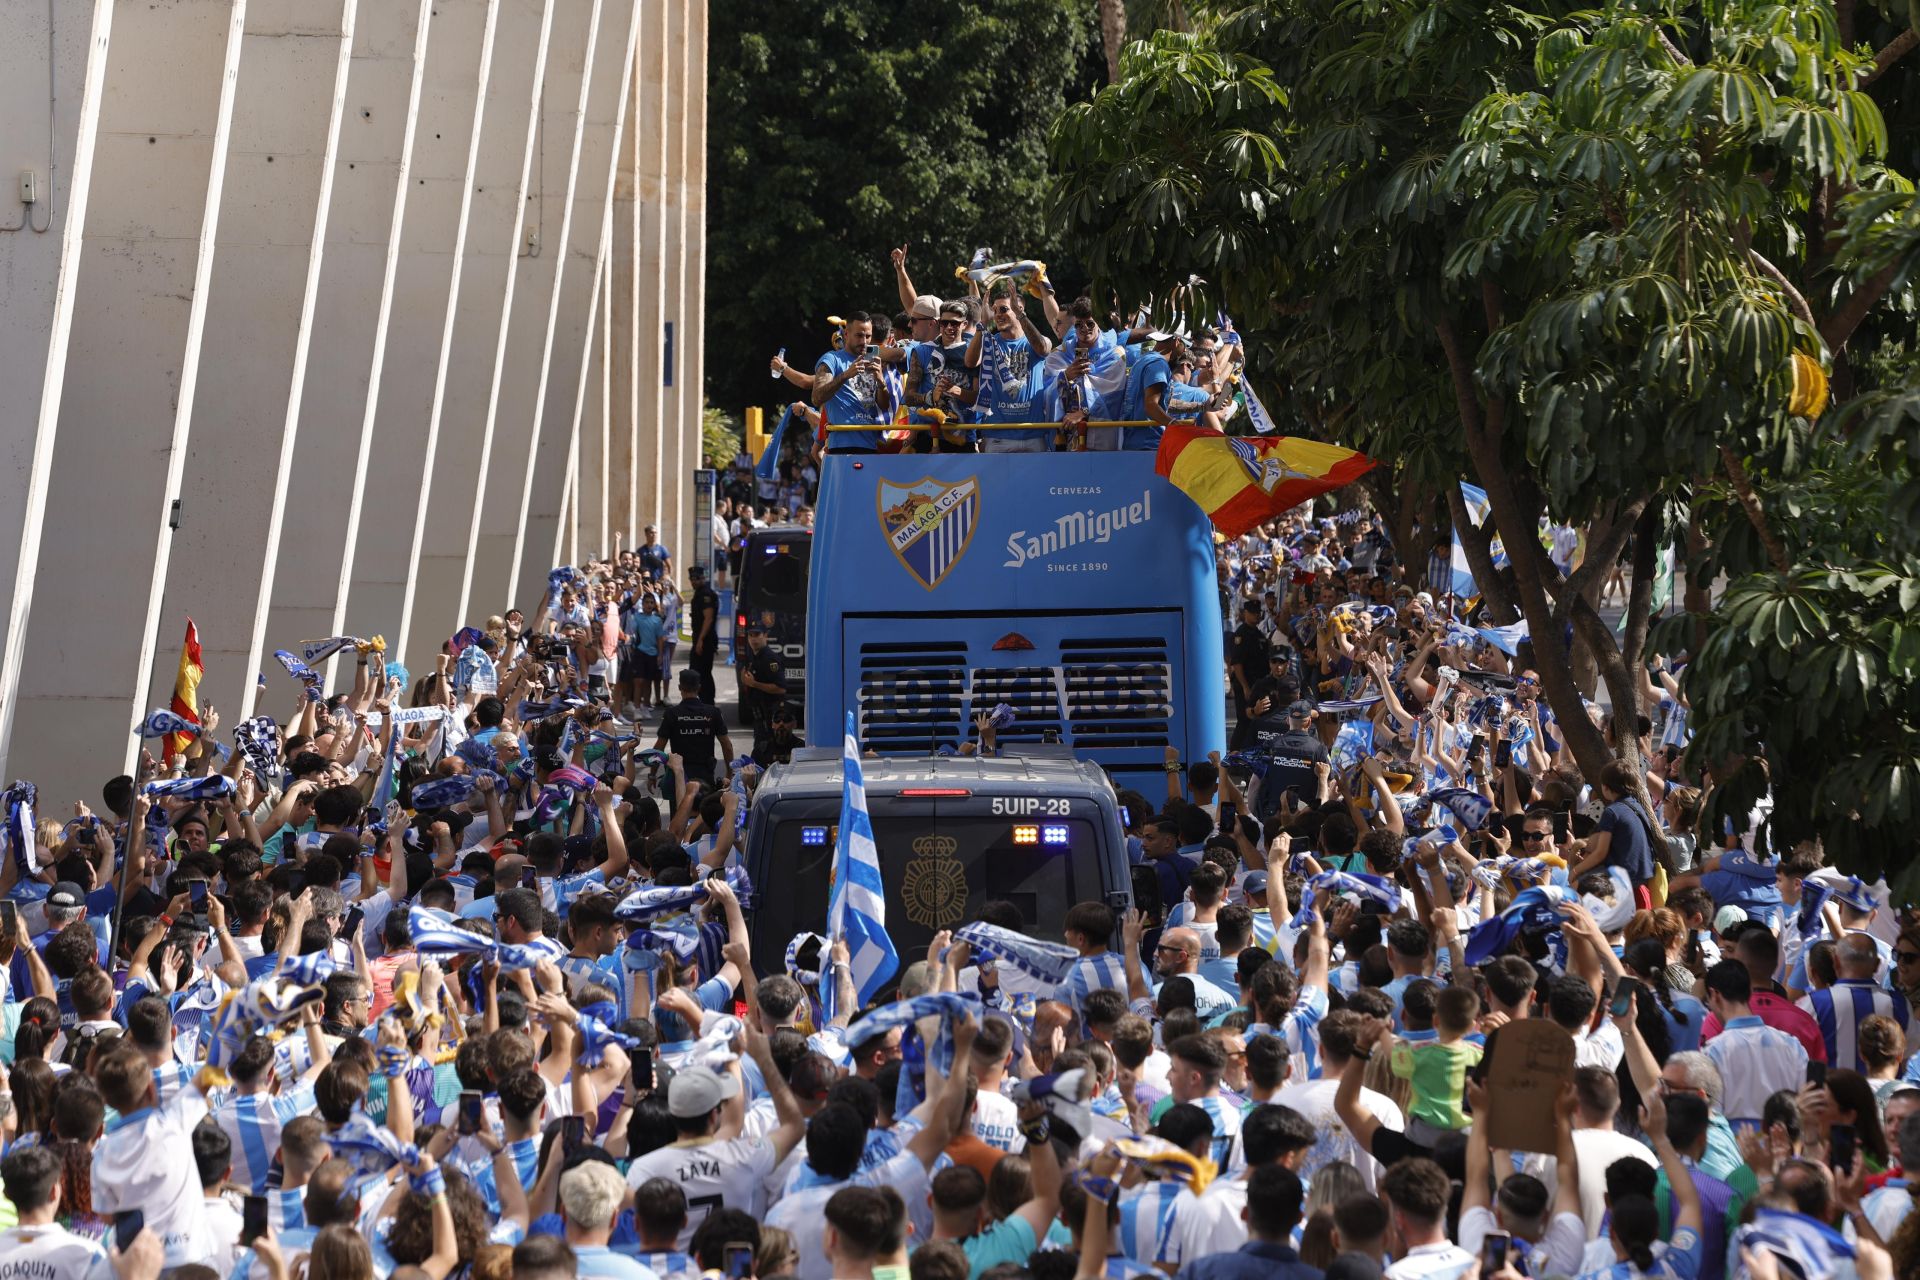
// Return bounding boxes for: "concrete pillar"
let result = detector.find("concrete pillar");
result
[673,0,707,573]
[659,0,687,580]
[468,0,603,616]
[340,0,495,648]
[515,0,641,601]
[632,0,667,548]
[160,0,359,725]
[408,0,556,659]
[9,0,247,802]
[0,0,115,779]
[265,0,433,672]
[607,64,636,548]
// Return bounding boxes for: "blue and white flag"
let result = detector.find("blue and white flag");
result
[136,708,201,741]
[824,712,899,1021]
[1465,885,1575,965]
[234,716,280,787]
[374,706,446,810]
[956,922,1078,986]
[1427,787,1495,832]
[1829,874,1878,913]
[1476,619,1531,656]
[756,404,798,481]
[576,1010,646,1067]
[1731,1208,1854,1280]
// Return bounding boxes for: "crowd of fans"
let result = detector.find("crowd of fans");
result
[0,249,1905,1280]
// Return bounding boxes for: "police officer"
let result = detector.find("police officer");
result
[738,622,787,752]
[686,564,721,704]
[1249,698,1330,825]
[753,703,803,768]
[654,669,734,791]
[1227,598,1270,749]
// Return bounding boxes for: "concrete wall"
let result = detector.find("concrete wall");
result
[0,0,706,806]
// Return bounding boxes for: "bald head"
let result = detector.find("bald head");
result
[1838,931,1882,980]
[1157,928,1201,976]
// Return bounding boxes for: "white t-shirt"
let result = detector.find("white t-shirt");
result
[1521,1127,1658,1237]
[1270,1077,1405,1192]
[1458,1204,1586,1279]
[202,1194,244,1276]
[972,1088,1022,1152]
[0,1222,114,1280]
[1163,1174,1247,1267]
[90,1085,214,1268]
[623,1136,778,1248]
[1385,1239,1476,1280]
[764,1150,932,1280]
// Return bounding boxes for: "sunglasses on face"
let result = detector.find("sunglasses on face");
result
[1897,951,1920,965]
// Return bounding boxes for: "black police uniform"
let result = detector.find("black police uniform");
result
[742,643,787,748]
[688,582,721,703]
[656,696,729,789]
[1248,720,1331,823]
[1227,619,1270,749]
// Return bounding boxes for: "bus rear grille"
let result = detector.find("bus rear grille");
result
[1062,637,1173,748]
[969,665,1064,743]
[857,642,966,750]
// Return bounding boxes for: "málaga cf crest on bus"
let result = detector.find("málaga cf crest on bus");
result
[877,476,980,590]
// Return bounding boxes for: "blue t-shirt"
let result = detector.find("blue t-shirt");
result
[1700,852,1783,926]
[816,349,887,449]
[975,335,1051,443]
[637,543,671,578]
[1119,351,1172,450]
[627,613,665,657]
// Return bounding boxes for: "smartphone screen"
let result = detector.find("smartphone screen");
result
[1481,1231,1510,1275]
[0,900,17,936]
[1832,1123,1857,1174]
[633,1051,656,1093]
[188,880,209,912]
[521,865,539,889]
[285,869,305,894]
[343,905,365,939]
[115,1209,146,1253]
[1494,739,1513,768]
[241,1194,268,1246]
[458,1090,484,1136]
[1807,1060,1827,1089]
[1608,977,1641,1020]
[725,1243,755,1280]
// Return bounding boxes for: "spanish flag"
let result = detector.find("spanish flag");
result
[1156,425,1376,538]
[167,619,203,765]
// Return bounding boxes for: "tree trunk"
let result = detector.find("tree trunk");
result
[1436,312,1618,787]
[1099,0,1126,83]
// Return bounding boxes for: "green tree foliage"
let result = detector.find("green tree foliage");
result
[1052,0,1920,880]
[704,0,1102,415]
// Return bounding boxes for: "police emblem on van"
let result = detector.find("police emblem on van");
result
[878,476,980,590]
[902,835,968,929]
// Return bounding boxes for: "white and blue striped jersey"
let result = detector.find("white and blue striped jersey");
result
[1115,1181,1185,1266]
[1803,979,1911,1073]
[1249,983,1331,1081]
[1190,1093,1246,1174]
[214,1084,317,1194]
[1054,952,1129,1012]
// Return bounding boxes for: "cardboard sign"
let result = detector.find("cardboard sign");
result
[1481,1019,1576,1153]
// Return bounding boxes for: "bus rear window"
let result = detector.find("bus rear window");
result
[754,815,1104,966]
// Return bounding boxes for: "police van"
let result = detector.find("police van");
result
[743,747,1131,976]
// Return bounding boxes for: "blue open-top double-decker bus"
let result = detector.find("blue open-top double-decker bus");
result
[803,450,1225,796]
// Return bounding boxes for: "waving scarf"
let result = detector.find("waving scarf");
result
[1290,870,1400,928]
[3,782,35,879]
[328,1111,422,1192]
[136,708,201,741]
[272,650,326,703]
[842,993,981,1077]
[234,715,281,788]
[1464,885,1576,965]
[955,922,1078,986]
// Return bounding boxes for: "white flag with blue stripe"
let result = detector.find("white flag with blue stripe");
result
[824,712,898,1021]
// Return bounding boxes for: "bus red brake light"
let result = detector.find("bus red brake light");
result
[899,788,971,797]
[992,633,1035,652]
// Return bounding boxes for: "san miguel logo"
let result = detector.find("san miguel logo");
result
[878,476,980,591]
